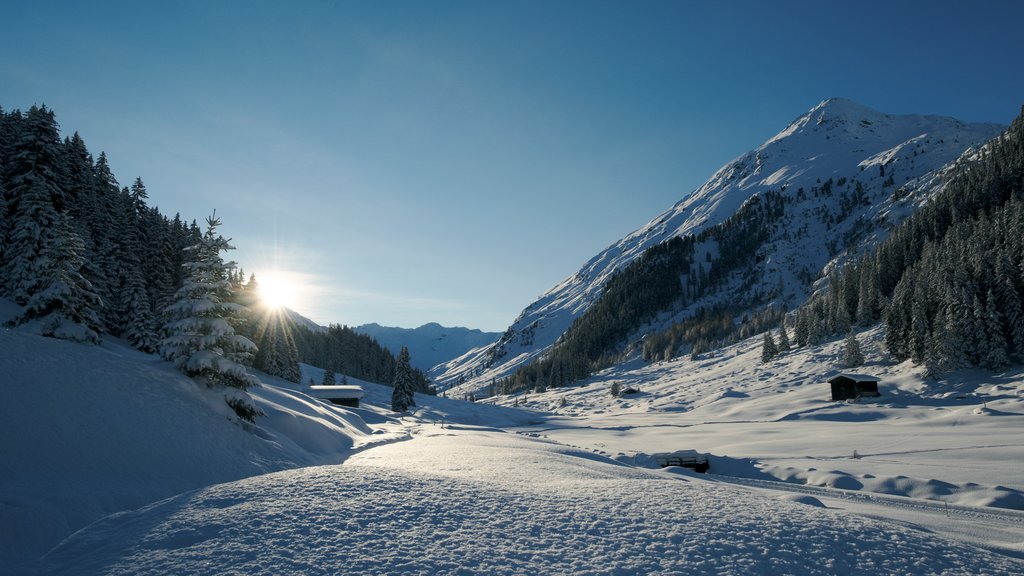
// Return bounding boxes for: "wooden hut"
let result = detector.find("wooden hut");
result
[828,374,880,401]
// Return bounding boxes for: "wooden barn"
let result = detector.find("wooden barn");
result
[308,385,364,408]
[828,374,880,402]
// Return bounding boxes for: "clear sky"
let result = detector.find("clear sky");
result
[3,0,1023,331]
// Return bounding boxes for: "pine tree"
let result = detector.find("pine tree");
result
[1,106,66,303]
[159,213,262,422]
[777,324,791,352]
[761,332,778,363]
[322,370,336,386]
[0,180,8,269]
[391,346,415,412]
[843,332,865,368]
[251,310,302,382]
[10,215,103,343]
[982,289,1009,370]
[794,310,809,346]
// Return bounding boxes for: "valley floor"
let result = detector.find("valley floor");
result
[17,425,1024,575]
[4,313,1023,574]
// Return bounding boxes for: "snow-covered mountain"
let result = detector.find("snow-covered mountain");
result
[435,98,1004,393]
[355,322,500,372]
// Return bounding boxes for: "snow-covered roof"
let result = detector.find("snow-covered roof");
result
[830,373,879,382]
[308,385,364,399]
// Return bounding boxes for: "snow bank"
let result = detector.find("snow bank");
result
[0,302,380,566]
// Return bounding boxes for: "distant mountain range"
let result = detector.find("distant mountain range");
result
[436,98,1004,395]
[354,323,501,373]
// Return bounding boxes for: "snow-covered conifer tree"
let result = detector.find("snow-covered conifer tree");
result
[1,105,66,303]
[160,212,262,422]
[11,214,103,343]
[777,323,791,352]
[843,332,865,368]
[982,289,1009,370]
[322,370,336,386]
[251,311,302,383]
[391,346,415,412]
[760,332,778,363]
[0,181,7,268]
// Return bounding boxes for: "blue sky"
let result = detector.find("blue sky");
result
[3,0,1023,331]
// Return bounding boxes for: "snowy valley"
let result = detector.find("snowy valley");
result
[2,300,1023,574]
[3,98,1024,575]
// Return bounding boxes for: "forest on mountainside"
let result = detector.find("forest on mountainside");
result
[497,190,789,394]
[794,105,1024,376]
[0,104,425,391]
[498,105,1024,395]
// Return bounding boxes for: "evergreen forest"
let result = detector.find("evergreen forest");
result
[0,104,427,395]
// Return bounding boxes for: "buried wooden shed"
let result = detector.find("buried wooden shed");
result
[308,385,364,408]
[828,374,880,401]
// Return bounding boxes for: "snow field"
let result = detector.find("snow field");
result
[489,327,1024,511]
[4,296,1023,573]
[20,429,1024,575]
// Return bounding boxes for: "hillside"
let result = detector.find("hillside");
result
[355,322,500,372]
[436,99,1004,394]
[0,298,526,566]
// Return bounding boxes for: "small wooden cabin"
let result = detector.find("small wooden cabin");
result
[308,385,364,408]
[652,450,710,473]
[828,374,880,402]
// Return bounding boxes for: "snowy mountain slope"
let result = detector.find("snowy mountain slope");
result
[437,98,1004,393]
[0,298,526,566]
[282,306,327,333]
[355,322,500,372]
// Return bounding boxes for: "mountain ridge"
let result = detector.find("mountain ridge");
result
[355,322,501,373]
[435,98,1004,393]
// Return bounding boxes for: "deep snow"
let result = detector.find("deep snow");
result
[19,430,1024,575]
[2,298,1023,574]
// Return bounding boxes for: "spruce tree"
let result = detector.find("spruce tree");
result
[251,309,303,383]
[843,332,865,368]
[11,215,103,343]
[322,369,336,386]
[391,346,415,412]
[777,324,791,352]
[761,332,778,363]
[0,180,7,269]
[982,289,1009,370]
[1,106,66,303]
[159,213,262,422]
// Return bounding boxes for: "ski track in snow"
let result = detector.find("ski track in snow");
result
[17,429,1024,576]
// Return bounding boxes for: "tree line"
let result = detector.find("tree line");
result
[0,104,426,407]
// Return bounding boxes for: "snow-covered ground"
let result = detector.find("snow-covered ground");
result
[494,328,1024,512]
[3,297,1023,573]
[19,428,1023,575]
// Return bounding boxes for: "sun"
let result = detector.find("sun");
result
[258,272,299,310]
